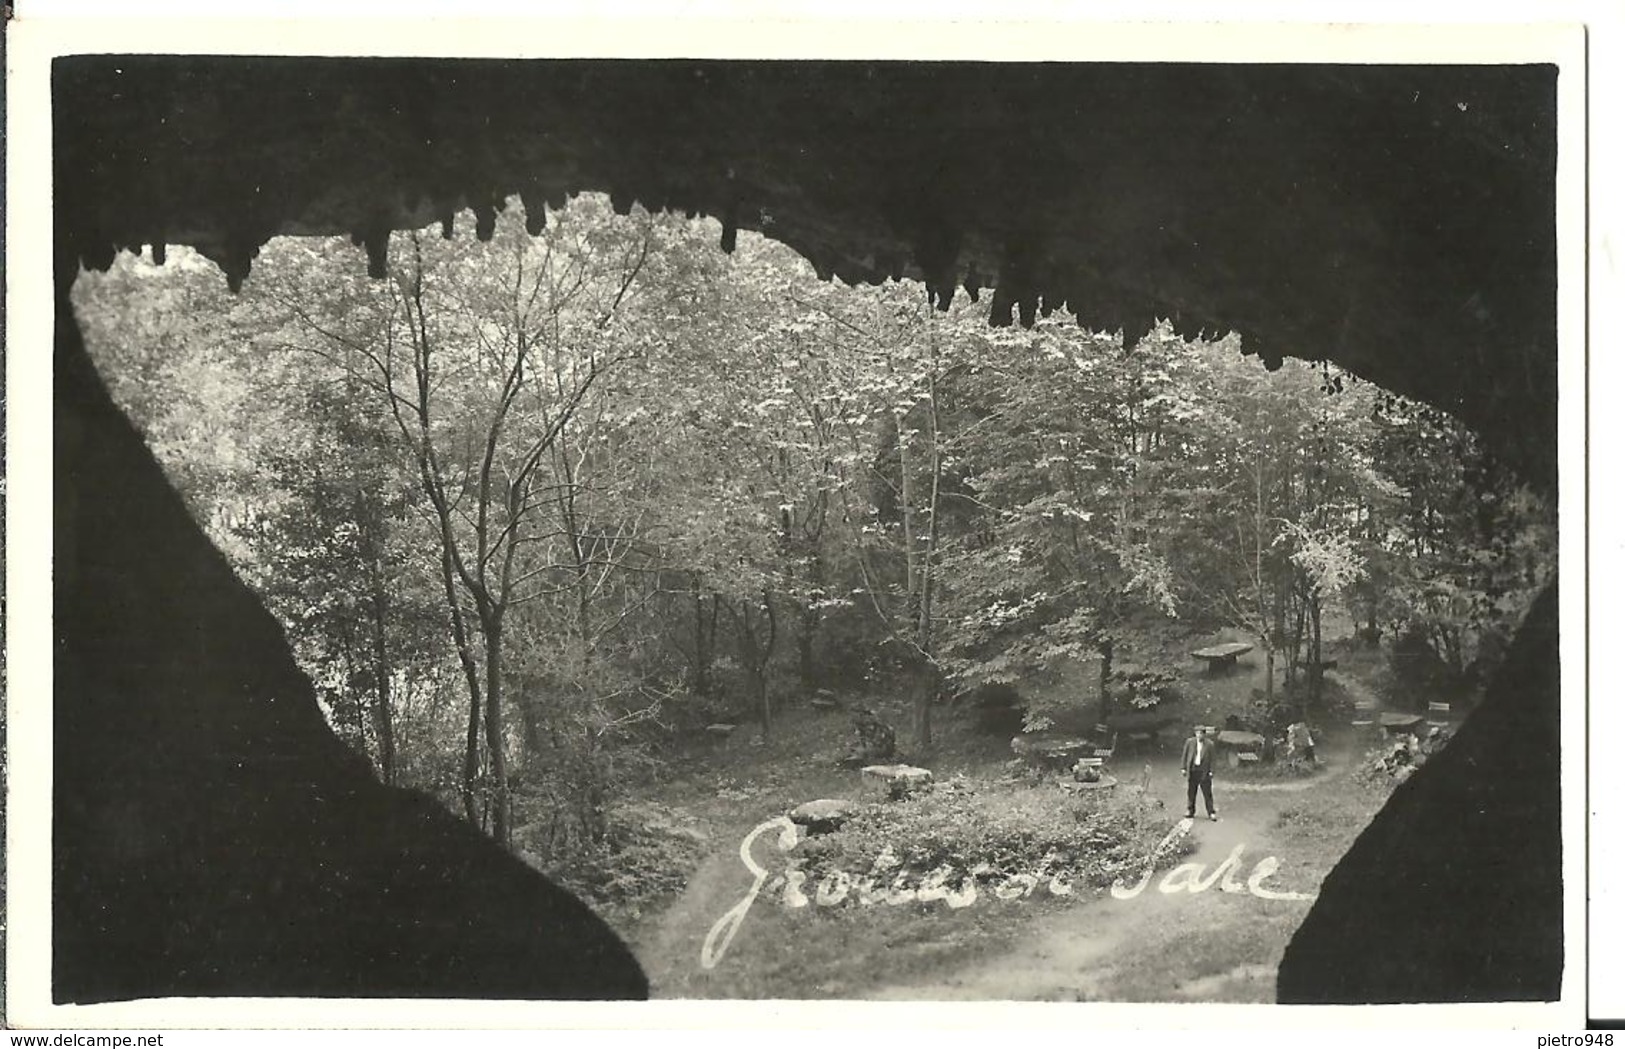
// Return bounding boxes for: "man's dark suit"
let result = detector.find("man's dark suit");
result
[1181,734,1217,818]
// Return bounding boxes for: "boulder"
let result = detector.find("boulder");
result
[789,799,859,834]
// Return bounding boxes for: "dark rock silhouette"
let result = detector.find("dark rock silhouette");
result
[55,304,647,1002]
[1278,582,1560,1002]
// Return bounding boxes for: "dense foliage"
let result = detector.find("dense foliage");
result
[792,783,1186,894]
[74,193,1554,862]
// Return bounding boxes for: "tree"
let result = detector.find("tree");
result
[816,284,966,746]
[1171,351,1387,706]
[246,379,445,786]
[1365,395,1554,689]
[246,196,695,846]
[937,316,1190,727]
[72,200,1555,866]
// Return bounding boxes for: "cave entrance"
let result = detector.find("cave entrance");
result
[66,190,1556,1002]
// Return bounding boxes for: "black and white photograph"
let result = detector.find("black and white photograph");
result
[3,7,1602,1033]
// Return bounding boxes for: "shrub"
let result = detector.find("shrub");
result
[791,781,1185,893]
[1239,689,1296,737]
[1112,665,1181,709]
[966,683,1026,735]
[532,800,709,917]
[1354,727,1455,791]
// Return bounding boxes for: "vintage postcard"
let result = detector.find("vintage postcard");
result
[3,6,1598,1035]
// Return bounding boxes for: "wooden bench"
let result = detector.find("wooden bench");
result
[1427,701,1452,729]
[1192,642,1253,671]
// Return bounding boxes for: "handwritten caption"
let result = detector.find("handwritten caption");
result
[701,817,1315,968]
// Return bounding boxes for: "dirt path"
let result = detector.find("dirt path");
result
[862,753,1328,1002]
[634,745,1346,1001]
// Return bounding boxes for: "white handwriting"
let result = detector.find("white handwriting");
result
[701,816,1315,969]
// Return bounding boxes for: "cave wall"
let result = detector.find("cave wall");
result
[49,57,1560,1002]
[54,289,648,1001]
[54,58,1559,489]
[1278,582,1561,1002]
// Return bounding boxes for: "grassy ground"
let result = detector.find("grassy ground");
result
[581,682,1189,996]
[1076,762,1391,1002]
[590,631,1405,1001]
[612,699,1193,998]
[648,870,1091,999]
[1268,770,1394,886]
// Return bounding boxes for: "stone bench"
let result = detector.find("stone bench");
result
[1380,712,1426,735]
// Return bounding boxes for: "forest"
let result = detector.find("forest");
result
[72,193,1554,996]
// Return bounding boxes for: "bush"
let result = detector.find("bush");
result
[1354,727,1456,791]
[966,683,1026,735]
[1239,689,1296,737]
[1112,665,1181,709]
[791,781,1184,893]
[531,800,709,917]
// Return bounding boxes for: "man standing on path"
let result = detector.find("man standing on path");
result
[1181,725,1219,821]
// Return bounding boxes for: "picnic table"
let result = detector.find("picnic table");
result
[1192,642,1253,671]
[1010,735,1094,770]
[1214,729,1267,767]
